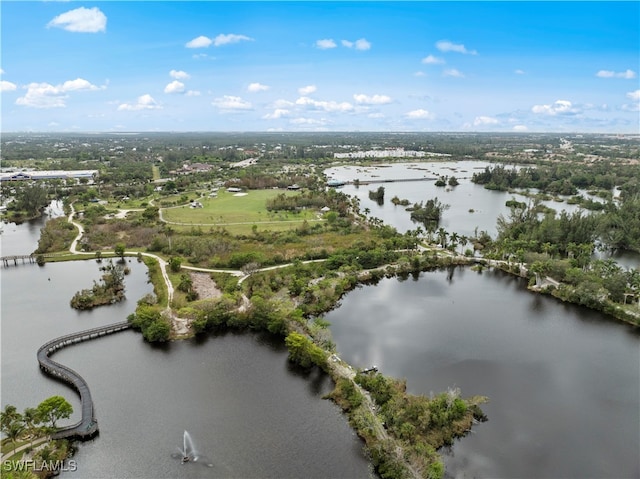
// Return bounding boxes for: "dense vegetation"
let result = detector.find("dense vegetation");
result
[1,397,74,478]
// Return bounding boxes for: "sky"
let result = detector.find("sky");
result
[1,1,639,133]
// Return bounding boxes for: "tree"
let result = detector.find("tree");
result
[169,256,182,273]
[14,183,49,216]
[114,243,126,261]
[37,395,73,429]
[177,273,193,293]
[284,332,327,370]
[23,407,42,447]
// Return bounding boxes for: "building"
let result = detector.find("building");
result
[0,170,98,182]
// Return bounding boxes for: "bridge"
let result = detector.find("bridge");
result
[1,252,68,267]
[37,321,132,440]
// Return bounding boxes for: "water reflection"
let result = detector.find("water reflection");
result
[325,268,640,478]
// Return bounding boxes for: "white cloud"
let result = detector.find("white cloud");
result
[316,39,337,49]
[186,90,201,97]
[117,94,161,111]
[626,90,640,101]
[353,94,392,105]
[47,7,107,33]
[368,112,385,119]
[298,85,317,96]
[531,99,579,116]
[443,69,464,78]
[61,78,100,91]
[170,70,190,80]
[596,69,636,79]
[273,99,295,108]
[513,125,528,132]
[406,109,434,119]
[474,116,499,126]
[436,40,477,55]
[295,96,353,112]
[186,36,213,48]
[213,33,253,46]
[1,80,17,92]
[164,80,185,94]
[340,39,371,50]
[422,55,444,65]
[514,69,526,75]
[15,78,100,108]
[263,109,290,120]
[212,95,252,110]
[354,38,371,51]
[0,69,4,75]
[623,90,640,111]
[290,117,326,126]
[414,71,426,77]
[247,82,269,93]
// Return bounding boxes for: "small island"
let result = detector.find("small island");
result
[70,260,127,310]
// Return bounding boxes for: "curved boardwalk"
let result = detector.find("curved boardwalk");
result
[37,321,131,440]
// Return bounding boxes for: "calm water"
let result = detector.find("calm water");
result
[325,267,640,478]
[1,219,372,478]
[325,162,640,270]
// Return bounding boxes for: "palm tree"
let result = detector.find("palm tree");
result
[6,419,25,455]
[449,232,460,252]
[437,227,448,249]
[459,235,468,255]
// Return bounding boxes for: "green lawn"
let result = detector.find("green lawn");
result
[161,189,321,228]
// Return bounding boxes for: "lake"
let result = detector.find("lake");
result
[324,267,640,478]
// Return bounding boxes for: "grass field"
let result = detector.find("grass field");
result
[160,189,322,232]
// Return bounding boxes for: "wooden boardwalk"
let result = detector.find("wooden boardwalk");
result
[37,321,131,440]
[1,254,37,267]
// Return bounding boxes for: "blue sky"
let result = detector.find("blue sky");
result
[1,1,638,133]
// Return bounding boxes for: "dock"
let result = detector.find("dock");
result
[37,321,131,440]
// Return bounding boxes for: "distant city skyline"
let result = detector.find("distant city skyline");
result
[1,1,638,133]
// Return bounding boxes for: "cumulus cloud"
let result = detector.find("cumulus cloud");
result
[353,94,392,105]
[436,40,477,55]
[1,80,17,92]
[186,36,213,48]
[626,89,640,101]
[316,39,337,49]
[341,39,371,50]
[474,116,499,126]
[16,78,101,108]
[531,99,579,116]
[213,33,253,46]
[298,85,317,96]
[513,125,528,132]
[186,90,201,97]
[170,70,190,80]
[368,112,385,118]
[212,95,252,110]
[443,69,464,78]
[263,109,290,119]
[117,94,161,111]
[596,69,636,79]
[47,7,107,33]
[405,109,434,119]
[164,80,185,94]
[247,82,269,93]
[295,96,353,112]
[422,55,445,65]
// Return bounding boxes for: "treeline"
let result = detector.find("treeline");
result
[495,196,640,254]
[265,189,351,216]
[472,163,640,197]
